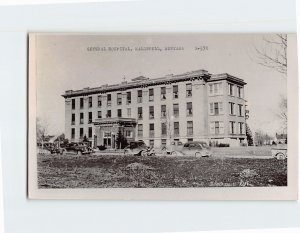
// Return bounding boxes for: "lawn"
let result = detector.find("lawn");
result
[37,153,287,188]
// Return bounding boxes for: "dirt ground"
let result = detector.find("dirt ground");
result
[37,152,287,188]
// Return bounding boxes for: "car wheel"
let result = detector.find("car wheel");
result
[140,150,147,157]
[171,151,177,156]
[77,150,82,156]
[276,153,285,160]
[195,152,201,157]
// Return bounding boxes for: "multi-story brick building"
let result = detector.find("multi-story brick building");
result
[62,69,247,148]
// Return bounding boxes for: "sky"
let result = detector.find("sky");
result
[35,33,287,137]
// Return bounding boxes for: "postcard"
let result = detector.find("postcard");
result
[28,33,298,200]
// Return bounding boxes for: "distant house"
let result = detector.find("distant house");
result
[275,133,287,144]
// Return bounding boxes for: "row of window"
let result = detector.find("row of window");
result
[71,84,193,110]
[71,103,194,124]
[71,127,93,139]
[71,121,194,140]
[208,82,244,98]
[209,121,244,135]
[137,121,193,137]
[209,102,244,116]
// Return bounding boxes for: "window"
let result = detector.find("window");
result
[106,110,111,118]
[80,112,84,124]
[186,83,192,97]
[88,127,92,138]
[161,123,167,136]
[187,121,193,136]
[238,104,243,116]
[186,102,193,116]
[161,139,167,147]
[209,121,224,135]
[138,124,143,137]
[80,128,84,139]
[117,109,122,117]
[229,102,235,115]
[174,122,179,136]
[126,92,131,104]
[71,128,75,139]
[161,87,166,100]
[149,106,154,119]
[107,94,111,106]
[215,122,220,135]
[127,108,131,117]
[149,140,154,147]
[71,114,75,125]
[98,95,102,107]
[209,102,223,115]
[230,121,235,134]
[238,122,244,134]
[125,130,133,138]
[237,86,243,98]
[98,111,102,118]
[137,90,143,103]
[161,105,166,118]
[80,98,84,109]
[103,132,111,147]
[173,85,178,99]
[228,83,234,96]
[117,93,122,105]
[187,138,193,142]
[138,107,143,119]
[88,112,92,123]
[173,103,179,117]
[209,82,222,95]
[72,99,75,110]
[149,123,155,137]
[88,96,92,108]
[149,88,154,102]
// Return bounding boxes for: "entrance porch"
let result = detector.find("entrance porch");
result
[93,117,137,149]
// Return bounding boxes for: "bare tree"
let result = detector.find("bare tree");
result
[253,34,288,132]
[254,34,287,75]
[36,117,49,148]
[275,96,287,131]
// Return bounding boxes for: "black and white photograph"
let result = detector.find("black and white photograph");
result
[28,33,298,200]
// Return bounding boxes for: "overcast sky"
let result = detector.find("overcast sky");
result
[35,34,287,137]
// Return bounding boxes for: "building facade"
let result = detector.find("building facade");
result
[62,69,247,148]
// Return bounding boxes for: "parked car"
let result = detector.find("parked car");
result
[162,141,183,154]
[271,144,287,160]
[171,141,212,157]
[62,142,93,155]
[124,140,155,156]
[49,146,64,155]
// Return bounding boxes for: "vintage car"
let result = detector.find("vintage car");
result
[61,142,93,155]
[49,146,64,155]
[171,141,212,157]
[124,141,155,156]
[271,144,287,160]
[162,141,183,154]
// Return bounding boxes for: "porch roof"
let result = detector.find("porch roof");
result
[93,117,137,125]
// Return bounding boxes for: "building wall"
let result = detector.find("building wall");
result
[64,74,247,148]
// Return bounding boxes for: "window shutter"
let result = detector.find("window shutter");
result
[219,102,223,114]
[219,121,224,134]
[219,83,223,95]
[209,103,214,115]
[209,122,215,134]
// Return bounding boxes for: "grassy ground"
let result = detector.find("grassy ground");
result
[38,153,287,188]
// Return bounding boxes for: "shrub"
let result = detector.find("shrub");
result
[97,145,107,150]
[218,143,230,147]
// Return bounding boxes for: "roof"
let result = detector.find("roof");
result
[62,69,245,98]
[208,73,247,85]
